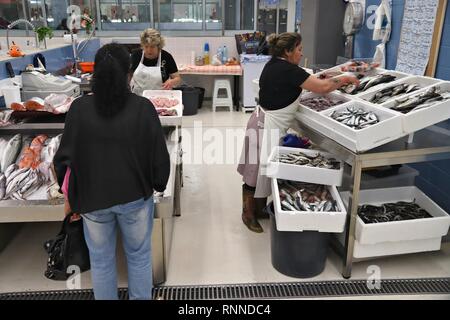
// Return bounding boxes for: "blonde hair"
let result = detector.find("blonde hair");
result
[140,28,165,48]
[267,32,302,58]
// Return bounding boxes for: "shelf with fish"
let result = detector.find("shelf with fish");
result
[358,75,441,105]
[271,179,347,233]
[380,81,450,134]
[265,146,344,187]
[298,91,351,118]
[0,127,181,223]
[338,186,450,259]
[0,133,64,223]
[336,69,410,98]
[297,100,404,153]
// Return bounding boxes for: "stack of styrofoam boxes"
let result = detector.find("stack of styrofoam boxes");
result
[338,187,450,258]
[266,146,346,233]
[297,67,450,152]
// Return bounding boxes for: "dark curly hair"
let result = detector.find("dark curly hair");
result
[92,43,131,117]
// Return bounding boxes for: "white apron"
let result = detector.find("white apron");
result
[254,95,300,198]
[130,51,163,95]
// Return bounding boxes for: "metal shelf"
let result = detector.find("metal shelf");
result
[296,113,450,278]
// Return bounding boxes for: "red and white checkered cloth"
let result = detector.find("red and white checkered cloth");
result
[179,65,242,76]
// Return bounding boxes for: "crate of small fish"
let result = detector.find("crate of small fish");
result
[338,70,408,97]
[381,81,450,134]
[359,76,441,105]
[298,92,349,118]
[271,179,347,232]
[266,146,343,186]
[339,186,450,258]
[319,102,404,152]
[142,90,183,117]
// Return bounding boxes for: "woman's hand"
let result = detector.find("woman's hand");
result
[162,79,174,90]
[162,72,182,90]
[341,75,360,86]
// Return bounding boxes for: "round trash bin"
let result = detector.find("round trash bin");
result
[194,87,205,109]
[265,202,329,278]
[175,86,200,116]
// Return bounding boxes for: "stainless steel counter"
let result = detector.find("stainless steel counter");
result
[0,119,183,286]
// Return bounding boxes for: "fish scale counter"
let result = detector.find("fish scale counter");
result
[0,108,183,286]
[266,63,450,279]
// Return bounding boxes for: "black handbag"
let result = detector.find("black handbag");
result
[43,213,90,281]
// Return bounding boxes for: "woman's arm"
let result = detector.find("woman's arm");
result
[162,72,181,90]
[301,74,360,94]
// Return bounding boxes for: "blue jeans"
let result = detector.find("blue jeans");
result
[82,197,154,300]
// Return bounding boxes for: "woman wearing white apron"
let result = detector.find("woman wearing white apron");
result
[130,29,181,95]
[238,33,360,233]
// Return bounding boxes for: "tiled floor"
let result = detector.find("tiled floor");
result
[0,105,449,299]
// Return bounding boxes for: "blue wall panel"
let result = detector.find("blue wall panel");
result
[353,0,405,70]
[436,1,450,81]
[354,1,450,214]
[0,38,100,81]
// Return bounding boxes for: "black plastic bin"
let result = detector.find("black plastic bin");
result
[265,202,329,278]
[195,87,205,109]
[174,86,200,116]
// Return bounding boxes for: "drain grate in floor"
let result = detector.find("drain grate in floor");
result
[1,278,449,300]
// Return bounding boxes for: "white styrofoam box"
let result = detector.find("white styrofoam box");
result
[295,111,338,143]
[266,146,344,186]
[340,186,450,245]
[381,81,450,134]
[317,101,404,152]
[332,69,409,100]
[142,89,183,118]
[298,91,350,118]
[271,178,347,233]
[335,231,443,258]
[358,76,441,105]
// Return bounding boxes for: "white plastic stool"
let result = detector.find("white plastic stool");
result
[212,79,233,112]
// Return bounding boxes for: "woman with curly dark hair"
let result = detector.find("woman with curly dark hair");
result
[54,43,170,300]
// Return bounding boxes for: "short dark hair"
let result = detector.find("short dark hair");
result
[92,43,131,117]
[267,32,302,58]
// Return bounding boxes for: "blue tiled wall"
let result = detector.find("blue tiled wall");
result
[0,38,100,107]
[413,3,450,214]
[353,0,405,70]
[354,1,450,213]
[436,2,450,81]
[0,38,100,80]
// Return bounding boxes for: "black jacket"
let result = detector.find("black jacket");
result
[53,93,170,214]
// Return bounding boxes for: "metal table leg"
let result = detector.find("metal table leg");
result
[342,158,362,279]
[234,75,240,111]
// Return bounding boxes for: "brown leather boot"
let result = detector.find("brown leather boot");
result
[242,185,263,233]
[255,197,269,219]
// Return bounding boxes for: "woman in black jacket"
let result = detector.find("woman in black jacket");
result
[53,43,170,300]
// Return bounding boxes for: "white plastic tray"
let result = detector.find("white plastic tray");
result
[339,186,450,258]
[381,81,450,134]
[142,89,183,118]
[314,101,404,152]
[298,91,350,118]
[271,178,347,233]
[359,76,441,104]
[266,146,344,186]
[334,69,409,99]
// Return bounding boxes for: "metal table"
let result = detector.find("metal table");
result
[296,113,450,278]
